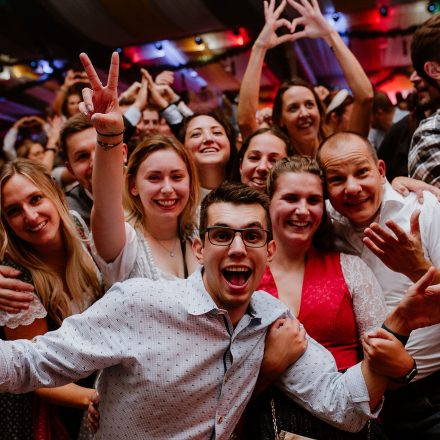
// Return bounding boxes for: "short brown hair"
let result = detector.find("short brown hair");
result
[372,91,394,114]
[199,182,272,240]
[59,114,93,160]
[411,13,440,80]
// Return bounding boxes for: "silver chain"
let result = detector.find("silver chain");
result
[271,397,280,440]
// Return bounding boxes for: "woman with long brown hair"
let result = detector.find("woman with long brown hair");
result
[0,159,101,439]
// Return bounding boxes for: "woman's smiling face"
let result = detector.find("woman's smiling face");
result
[270,171,324,250]
[280,85,321,149]
[1,173,62,251]
[130,148,190,222]
[184,115,230,169]
[240,132,287,191]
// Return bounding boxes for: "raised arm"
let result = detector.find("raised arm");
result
[287,0,373,136]
[237,0,294,140]
[79,52,126,263]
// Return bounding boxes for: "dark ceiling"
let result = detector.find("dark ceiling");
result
[0,0,433,124]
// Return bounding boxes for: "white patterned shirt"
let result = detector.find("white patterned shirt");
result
[0,269,377,439]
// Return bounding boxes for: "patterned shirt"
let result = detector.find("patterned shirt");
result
[0,269,376,439]
[408,110,440,187]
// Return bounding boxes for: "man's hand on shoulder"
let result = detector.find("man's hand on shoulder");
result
[0,265,34,314]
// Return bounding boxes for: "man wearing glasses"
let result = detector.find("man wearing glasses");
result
[0,183,437,439]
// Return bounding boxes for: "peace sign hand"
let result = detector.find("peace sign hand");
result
[78,52,124,135]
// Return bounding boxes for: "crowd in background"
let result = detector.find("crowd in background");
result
[0,1,440,439]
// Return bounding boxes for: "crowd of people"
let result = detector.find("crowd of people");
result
[0,1,440,439]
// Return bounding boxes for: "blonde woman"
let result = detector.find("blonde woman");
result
[78,52,199,285]
[0,159,102,438]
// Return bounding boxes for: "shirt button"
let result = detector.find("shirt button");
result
[217,416,223,424]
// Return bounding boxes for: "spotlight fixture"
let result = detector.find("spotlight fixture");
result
[427,1,438,13]
[116,47,122,54]
[195,36,203,45]
[154,42,163,51]
[379,5,388,17]
[332,12,340,22]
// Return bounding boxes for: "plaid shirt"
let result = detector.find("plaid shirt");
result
[408,110,440,188]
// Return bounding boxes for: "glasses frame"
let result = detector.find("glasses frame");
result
[205,225,270,248]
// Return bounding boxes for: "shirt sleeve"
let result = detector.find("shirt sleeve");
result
[419,192,440,268]
[91,222,138,285]
[123,106,142,127]
[340,253,387,336]
[161,104,184,126]
[0,283,130,392]
[0,294,47,329]
[276,337,382,432]
[408,113,440,187]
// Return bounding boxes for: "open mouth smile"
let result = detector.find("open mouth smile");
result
[200,146,220,154]
[286,219,311,229]
[251,177,267,187]
[27,220,48,232]
[297,120,313,129]
[222,266,252,288]
[155,199,179,209]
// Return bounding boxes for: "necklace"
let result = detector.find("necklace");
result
[155,236,178,257]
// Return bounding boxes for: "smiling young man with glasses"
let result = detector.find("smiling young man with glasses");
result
[0,182,438,439]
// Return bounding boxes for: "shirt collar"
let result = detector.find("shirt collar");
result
[378,180,406,222]
[185,268,220,316]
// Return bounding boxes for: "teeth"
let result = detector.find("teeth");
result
[224,267,249,272]
[157,200,177,207]
[288,221,309,227]
[28,221,47,232]
[201,148,218,153]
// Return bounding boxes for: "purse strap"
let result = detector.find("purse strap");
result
[270,396,281,440]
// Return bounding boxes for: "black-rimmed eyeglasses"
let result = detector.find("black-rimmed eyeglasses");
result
[205,226,270,248]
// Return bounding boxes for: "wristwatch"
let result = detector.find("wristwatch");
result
[391,359,418,384]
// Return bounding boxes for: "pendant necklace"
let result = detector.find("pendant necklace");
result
[156,236,178,258]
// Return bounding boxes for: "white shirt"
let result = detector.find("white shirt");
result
[328,181,440,380]
[0,269,378,439]
[91,222,179,286]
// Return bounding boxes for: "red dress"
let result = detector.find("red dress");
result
[258,247,360,371]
